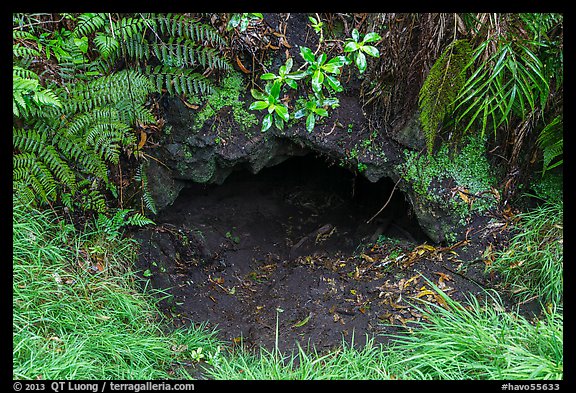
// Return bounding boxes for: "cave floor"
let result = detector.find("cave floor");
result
[132,155,527,357]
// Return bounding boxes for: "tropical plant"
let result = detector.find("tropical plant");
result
[249,80,290,132]
[299,46,348,95]
[417,13,563,185]
[260,57,307,89]
[13,13,230,214]
[343,28,382,74]
[418,39,473,154]
[294,95,339,132]
[227,13,263,32]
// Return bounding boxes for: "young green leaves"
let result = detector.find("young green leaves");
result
[260,57,307,89]
[294,95,339,132]
[300,46,348,94]
[344,29,381,74]
[249,80,289,132]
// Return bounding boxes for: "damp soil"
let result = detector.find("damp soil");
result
[132,154,523,357]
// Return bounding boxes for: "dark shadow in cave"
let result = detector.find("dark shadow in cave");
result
[135,153,439,354]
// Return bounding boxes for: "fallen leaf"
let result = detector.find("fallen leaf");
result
[361,253,375,263]
[137,130,147,150]
[292,313,312,328]
[415,289,436,298]
[458,190,469,204]
[236,55,251,73]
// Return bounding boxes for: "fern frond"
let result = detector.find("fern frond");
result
[94,33,120,60]
[74,13,107,37]
[155,13,225,46]
[135,164,157,215]
[146,65,215,96]
[13,44,40,58]
[537,115,563,174]
[419,39,473,154]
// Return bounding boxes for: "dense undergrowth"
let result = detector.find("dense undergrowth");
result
[13,193,563,380]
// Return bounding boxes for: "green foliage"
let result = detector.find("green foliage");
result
[249,18,381,133]
[250,81,290,132]
[260,57,307,89]
[388,284,563,379]
[13,199,222,379]
[488,199,563,306]
[454,38,549,138]
[418,39,473,154]
[135,163,158,215]
[530,171,563,203]
[300,46,348,95]
[537,115,563,175]
[193,71,257,132]
[293,95,339,132]
[343,28,382,74]
[13,13,229,214]
[227,13,263,32]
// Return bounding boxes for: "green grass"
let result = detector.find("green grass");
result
[387,284,563,380]
[204,337,402,380]
[13,200,222,380]
[488,199,563,305]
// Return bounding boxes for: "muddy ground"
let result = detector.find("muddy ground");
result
[132,154,522,357]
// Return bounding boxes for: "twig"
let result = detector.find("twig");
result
[366,176,402,224]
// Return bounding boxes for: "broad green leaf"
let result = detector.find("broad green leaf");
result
[287,71,307,80]
[362,32,381,43]
[270,80,281,99]
[351,29,360,43]
[305,100,316,110]
[325,74,342,92]
[262,113,273,131]
[274,113,285,130]
[300,46,315,63]
[344,42,359,52]
[312,69,324,93]
[267,104,276,114]
[317,53,327,66]
[315,108,329,117]
[323,56,347,73]
[306,113,315,132]
[286,79,298,89]
[294,108,306,119]
[251,89,267,100]
[285,57,293,72]
[249,101,269,110]
[361,45,380,58]
[261,73,276,80]
[355,51,367,73]
[275,104,289,122]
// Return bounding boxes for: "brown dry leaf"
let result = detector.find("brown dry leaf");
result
[390,300,409,309]
[415,289,436,298]
[434,271,452,284]
[458,190,470,204]
[137,131,147,150]
[181,100,199,110]
[361,253,375,263]
[235,55,251,73]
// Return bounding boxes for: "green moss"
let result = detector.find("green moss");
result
[399,135,497,219]
[193,71,258,132]
[530,171,563,203]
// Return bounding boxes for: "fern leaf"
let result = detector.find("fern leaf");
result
[419,39,473,154]
[74,13,107,37]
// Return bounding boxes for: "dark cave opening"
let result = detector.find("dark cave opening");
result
[162,153,432,261]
